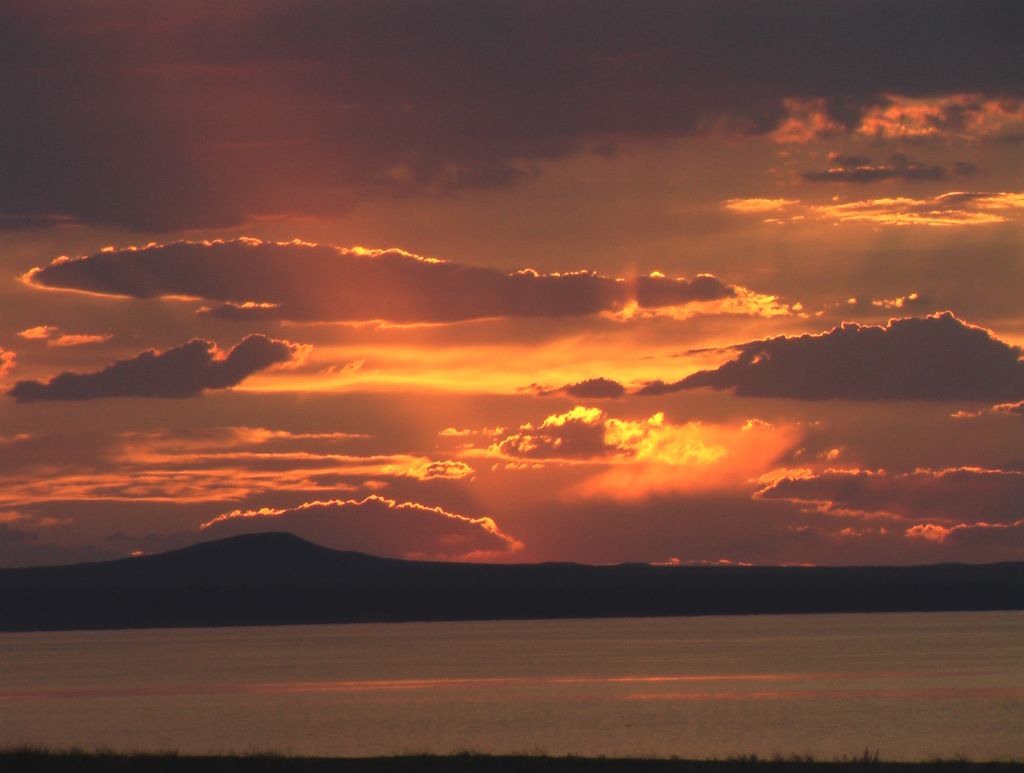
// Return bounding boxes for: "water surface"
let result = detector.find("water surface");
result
[2,611,1022,759]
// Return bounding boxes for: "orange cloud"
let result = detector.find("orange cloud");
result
[904,523,952,542]
[724,198,799,213]
[17,326,56,340]
[871,292,921,310]
[0,348,14,380]
[49,334,112,347]
[857,95,1024,141]
[905,520,1024,549]
[17,325,111,347]
[482,407,801,500]
[576,417,802,501]
[727,192,1024,227]
[951,400,1024,420]
[200,494,522,561]
[0,428,473,507]
[772,94,1024,143]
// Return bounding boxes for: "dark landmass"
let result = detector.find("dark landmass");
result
[1,533,1022,632]
[2,750,1022,773]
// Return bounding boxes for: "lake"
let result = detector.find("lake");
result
[1,611,1022,760]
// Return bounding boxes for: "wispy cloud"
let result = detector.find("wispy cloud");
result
[727,191,1024,227]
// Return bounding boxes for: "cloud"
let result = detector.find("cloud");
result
[486,407,776,465]
[0,427,474,509]
[724,199,799,213]
[774,95,1024,144]
[802,152,977,184]
[24,238,744,324]
[529,377,626,400]
[2,2,1022,230]
[994,401,1024,417]
[482,407,800,500]
[7,335,301,402]
[0,348,14,379]
[814,191,1024,226]
[16,326,54,340]
[489,406,613,461]
[757,466,1024,524]
[952,400,1024,420]
[639,313,1024,401]
[561,378,627,399]
[727,191,1024,226]
[905,520,1024,550]
[870,292,923,311]
[17,325,111,347]
[199,495,522,561]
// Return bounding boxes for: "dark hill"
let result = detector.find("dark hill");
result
[1,532,1022,632]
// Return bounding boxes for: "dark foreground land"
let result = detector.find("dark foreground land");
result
[2,532,1023,632]
[3,751,1023,773]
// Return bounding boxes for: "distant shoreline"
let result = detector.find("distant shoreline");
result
[3,750,1023,772]
[3,533,1023,633]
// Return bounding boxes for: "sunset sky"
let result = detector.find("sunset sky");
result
[2,0,1024,568]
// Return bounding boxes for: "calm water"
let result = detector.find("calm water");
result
[1,612,1022,760]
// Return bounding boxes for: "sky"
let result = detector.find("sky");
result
[2,0,1024,568]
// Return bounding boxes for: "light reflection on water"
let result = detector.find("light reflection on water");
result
[1,611,1022,760]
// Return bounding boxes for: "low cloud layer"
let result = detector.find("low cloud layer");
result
[0,426,473,510]
[8,335,301,402]
[640,313,1024,401]
[25,239,743,324]
[905,520,1024,551]
[802,153,977,184]
[200,495,521,561]
[757,466,1024,524]
[727,191,1024,226]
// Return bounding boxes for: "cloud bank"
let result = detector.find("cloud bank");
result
[640,313,1024,401]
[25,239,740,323]
[802,153,977,184]
[8,335,301,402]
[757,466,1024,524]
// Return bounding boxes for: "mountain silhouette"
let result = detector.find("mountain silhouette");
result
[2,532,1022,631]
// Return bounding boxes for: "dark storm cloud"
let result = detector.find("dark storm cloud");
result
[757,467,1024,524]
[638,313,1024,401]
[802,153,978,184]
[1,1,1021,230]
[8,335,300,402]
[25,239,736,323]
